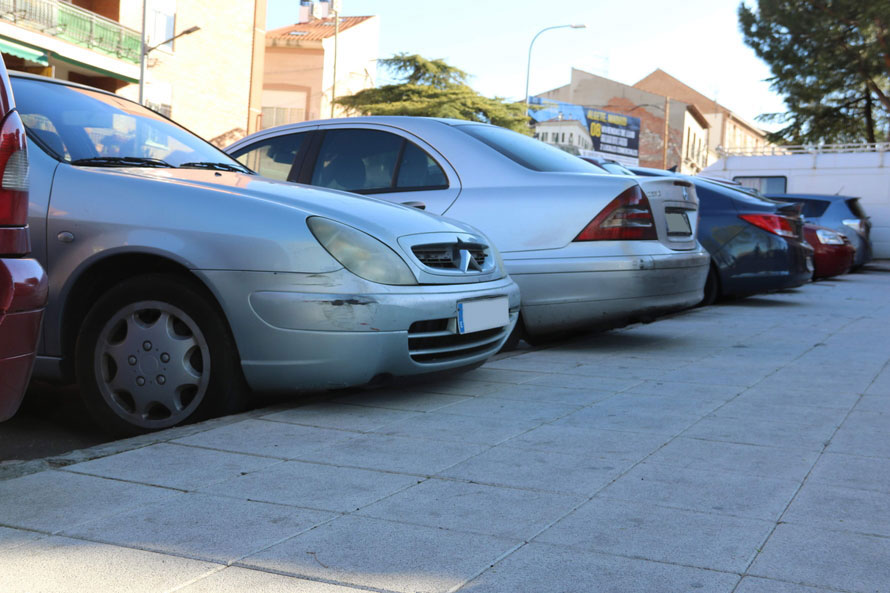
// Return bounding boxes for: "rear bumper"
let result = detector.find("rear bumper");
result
[813,244,855,278]
[0,258,48,421]
[505,249,710,335]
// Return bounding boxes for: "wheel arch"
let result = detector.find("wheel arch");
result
[59,250,232,381]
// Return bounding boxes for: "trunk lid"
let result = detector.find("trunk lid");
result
[634,177,700,251]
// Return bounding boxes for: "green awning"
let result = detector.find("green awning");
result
[0,39,48,66]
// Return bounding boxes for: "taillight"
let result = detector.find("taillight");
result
[738,214,796,238]
[575,185,657,241]
[0,110,28,227]
[842,218,866,236]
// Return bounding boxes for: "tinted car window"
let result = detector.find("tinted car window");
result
[846,198,867,219]
[232,133,305,180]
[454,123,602,173]
[396,142,447,189]
[11,77,248,170]
[311,129,403,192]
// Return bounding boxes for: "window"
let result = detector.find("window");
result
[733,176,787,194]
[310,129,448,193]
[146,0,176,52]
[454,123,602,173]
[232,133,306,180]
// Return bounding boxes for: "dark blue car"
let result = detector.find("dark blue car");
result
[631,167,813,304]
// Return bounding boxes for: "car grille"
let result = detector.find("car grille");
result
[412,243,487,270]
[408,316,512,364]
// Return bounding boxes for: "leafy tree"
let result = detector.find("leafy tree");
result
[739,0,890,144]
[336,53,530,134]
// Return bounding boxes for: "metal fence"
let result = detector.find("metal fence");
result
[0,0,140,63]
[719,142,890,157]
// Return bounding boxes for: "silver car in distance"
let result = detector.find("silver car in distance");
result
[227,117,710,340]
[13,74,519,435]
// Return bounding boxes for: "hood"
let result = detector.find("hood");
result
[92,166,481,243]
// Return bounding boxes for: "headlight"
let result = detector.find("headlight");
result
[307,217,417,285]
[815,229,845,245]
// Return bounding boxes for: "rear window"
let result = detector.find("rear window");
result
[771,197,830,219]
[454,124,602,173]
[734,176,787,194]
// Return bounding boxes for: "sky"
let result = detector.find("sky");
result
[265,0,786,130]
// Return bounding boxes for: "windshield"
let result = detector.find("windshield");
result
[10,77,249,171]
[453,123,604,173]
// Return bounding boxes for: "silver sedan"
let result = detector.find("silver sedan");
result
[14,74,519,435]
[227,117,710,340]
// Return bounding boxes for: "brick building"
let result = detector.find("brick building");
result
[537,68,711,173]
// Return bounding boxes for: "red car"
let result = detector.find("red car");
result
[805,223,855,279]
[0,56,47,422]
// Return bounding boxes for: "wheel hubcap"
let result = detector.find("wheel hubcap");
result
[94,301,210,429]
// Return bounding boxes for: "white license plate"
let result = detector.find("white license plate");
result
[665,209,692,236]
[457,297,509,335]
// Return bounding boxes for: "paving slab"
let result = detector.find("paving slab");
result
[683,413,837,451]
[63,492,335,563]
[372,411,539,445]
[357,477,584,540]
[331,389,470,412]
[0,526,43,552]
[806,451,890,493]
[0,470,174,533]
[438,443,632,496]
[827,409,890,458]
[482,382,615,406]
[750,523,890,593]
[782,482,890,537]
[198,460,419,512]
[600,462,802,520]
[240,515,520,593]
[500,423,669,460]
[735,576,839,593]
[458,541,741,593]
[536,497,773,572]
[0,535,217,593]
[261,403,422,432]
[430,395,580,424]
[61,442,281,491]
[177,567,369,593]
[555,402,700,435]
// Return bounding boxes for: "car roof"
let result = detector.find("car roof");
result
[8,69,122,98]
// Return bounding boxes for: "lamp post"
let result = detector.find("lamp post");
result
[524,24,585,116]
[138,5,200,105]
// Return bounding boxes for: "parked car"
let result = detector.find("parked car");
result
[0,59,47,422]
[804,223,855,279]
[227,117,710,340]
[631,167,813,304]
[578,156,635,176]
[13,73,520,435]
[767,193,872,268]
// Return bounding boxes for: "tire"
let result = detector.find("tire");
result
[699,263,720,307]
[75,274,249,436]
[500,315,527,352]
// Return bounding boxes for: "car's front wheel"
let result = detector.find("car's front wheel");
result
[75,274,248,436]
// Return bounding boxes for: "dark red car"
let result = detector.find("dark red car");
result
[805,223,855,279]
[0,56,47,421]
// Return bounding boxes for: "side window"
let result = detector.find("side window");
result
[232,133,305,181]
[311,129,402,192]
[396,142,448,189]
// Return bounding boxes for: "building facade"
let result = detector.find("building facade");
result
[634,69,769,163]
[538,68,710,173]
[0,0,265,145]
[263,2,378,128]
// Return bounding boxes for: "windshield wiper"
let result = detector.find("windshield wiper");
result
[70,156,173,168]
[178,161,251,173]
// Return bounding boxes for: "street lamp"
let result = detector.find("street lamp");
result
[138,3,200,105]
[524,24,586,116]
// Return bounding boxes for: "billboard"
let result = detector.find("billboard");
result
[529,97,641,166]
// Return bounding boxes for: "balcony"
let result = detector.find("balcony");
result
[0,0,140,63]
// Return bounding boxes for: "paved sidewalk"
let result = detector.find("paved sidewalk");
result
[2,268,890,593]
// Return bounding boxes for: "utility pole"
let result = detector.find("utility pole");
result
[330,0,341,118]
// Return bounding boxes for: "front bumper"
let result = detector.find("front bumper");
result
[504,248,710,335]
[0,258,48,421]
[197,269,520,393]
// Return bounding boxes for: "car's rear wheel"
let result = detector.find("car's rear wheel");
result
[699,263,720,307]
[75,274,248,436]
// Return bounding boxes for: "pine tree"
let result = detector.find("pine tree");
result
[336,54,530,134]
[739,0,890,144]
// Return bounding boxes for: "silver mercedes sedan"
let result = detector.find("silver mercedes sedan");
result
[13,73,519,435]
[227,117,710,341]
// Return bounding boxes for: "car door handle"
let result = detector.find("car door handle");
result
[401,201,426,210]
